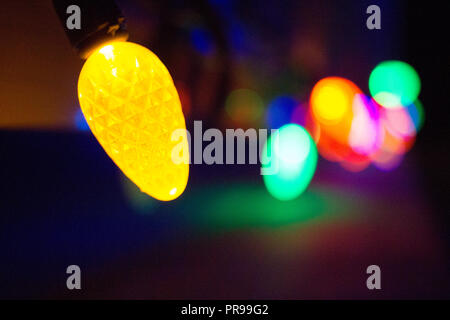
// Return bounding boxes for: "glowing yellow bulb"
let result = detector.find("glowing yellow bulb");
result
[78,42,189,201]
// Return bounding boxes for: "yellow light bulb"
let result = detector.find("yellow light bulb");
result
[78,42,189,201]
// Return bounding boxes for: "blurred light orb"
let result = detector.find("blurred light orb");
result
[407,100,425,133]
[371,148,404,171]
[262,124,318,201]
[291,103,321,143]
[369,123,412,172]
[78,42,189,201]
[266,96,298,129]
[190,27,214,56]
[310,77,361,125]
[225,89,264,124]
[369,60,421,108]
[291,103,308,126]
[175,81,192,116]
[382,106,417,139]
[310,77,363,167]
[348,94,381,155]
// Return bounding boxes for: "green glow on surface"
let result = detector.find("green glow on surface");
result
[369,60,421,108]
[177,182,357,231]
[261,124,318,201]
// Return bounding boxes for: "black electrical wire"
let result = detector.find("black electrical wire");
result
[52,0,129,58]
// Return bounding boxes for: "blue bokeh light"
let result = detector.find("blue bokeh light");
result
[266,96,298,129]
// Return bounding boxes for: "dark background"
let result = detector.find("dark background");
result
[0,0,449,299]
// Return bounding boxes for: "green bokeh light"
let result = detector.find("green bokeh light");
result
[369,60,421,108]
[261,124,318,201]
